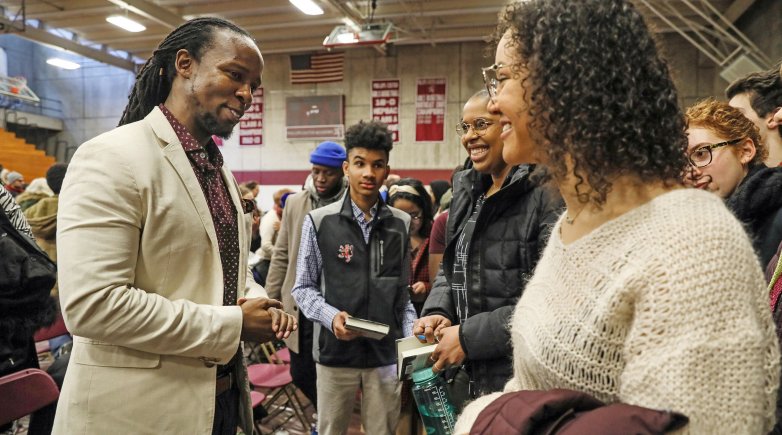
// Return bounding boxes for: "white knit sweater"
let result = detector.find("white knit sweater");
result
[455,188,779,434]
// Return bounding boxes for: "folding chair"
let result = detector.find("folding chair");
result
[248,342,310,431]
[260,342,290,365]
[250,390,267,435]
[0,368,59,426]
[274,347,291,364]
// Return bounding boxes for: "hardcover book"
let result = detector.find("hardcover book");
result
[344,316,389,340]
[396,335,437,380]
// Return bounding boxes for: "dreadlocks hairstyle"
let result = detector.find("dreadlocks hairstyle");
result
[118,17,253,126]
[492,0,688,206]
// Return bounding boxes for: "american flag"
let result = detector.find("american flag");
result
[289,52,344,84]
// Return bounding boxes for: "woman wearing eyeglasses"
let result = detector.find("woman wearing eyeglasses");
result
[453,0,779,433]
[412,90,562,405]
[387,178,434,316]
[684,98,782,268]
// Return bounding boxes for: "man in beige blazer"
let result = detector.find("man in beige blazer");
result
[265,141,347,407]
[53,18,295,435]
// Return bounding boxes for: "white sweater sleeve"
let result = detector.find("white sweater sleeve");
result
[617,219,779,433]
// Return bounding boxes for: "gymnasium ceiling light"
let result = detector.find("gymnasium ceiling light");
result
[46,58,81,70]
[106,15,147,33]
[290,0,324,16]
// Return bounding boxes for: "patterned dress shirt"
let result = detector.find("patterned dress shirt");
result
[159,104,240,307]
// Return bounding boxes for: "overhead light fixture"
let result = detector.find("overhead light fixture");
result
[106,15,146,32]
[46,58,81,70]
[335,32,358,44]
[289,0,324,16]
[323,23,393,49]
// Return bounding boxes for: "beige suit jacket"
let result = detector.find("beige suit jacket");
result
[53,108,265,435]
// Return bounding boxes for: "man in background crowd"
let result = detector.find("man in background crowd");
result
[727,64,782,166]
[4,171,25,197]
[255,187,293,285]
[265,140,347,408]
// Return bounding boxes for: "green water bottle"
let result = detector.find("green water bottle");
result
[411,367,457,435]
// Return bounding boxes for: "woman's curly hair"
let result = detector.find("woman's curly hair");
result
[686,98,767,165]
[492,0,688,205]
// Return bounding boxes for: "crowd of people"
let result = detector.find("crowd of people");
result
[3,0,782,434]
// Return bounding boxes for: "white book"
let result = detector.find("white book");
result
[396,335,437,380]
[344,316,389,340]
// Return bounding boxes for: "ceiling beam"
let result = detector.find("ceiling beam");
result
[723,0,757,23]
[0,16,136,71]
[106,0,184,28]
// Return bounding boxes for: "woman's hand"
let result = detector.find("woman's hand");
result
[410,281,428,301]
[430,325,466,373]
[413,314,452,343]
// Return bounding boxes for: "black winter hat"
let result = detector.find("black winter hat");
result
[46,163,68,195]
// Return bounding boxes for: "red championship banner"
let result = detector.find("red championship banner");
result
[415,78,446,142]
[239,87,264,146]
[371,79,400,143]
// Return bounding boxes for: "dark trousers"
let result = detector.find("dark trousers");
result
[211,385,239,435]
[289,315,317,408]
[254,260,271,287]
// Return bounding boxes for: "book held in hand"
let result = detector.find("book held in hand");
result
[344,316,389,340]
[396,335,437,380]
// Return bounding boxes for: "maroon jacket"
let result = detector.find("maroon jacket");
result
[470,389,688,435]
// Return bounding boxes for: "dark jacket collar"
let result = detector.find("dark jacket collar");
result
[726,163,782,222]
[457,165,534,202]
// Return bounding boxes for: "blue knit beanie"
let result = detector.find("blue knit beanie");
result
[310,141,346,168]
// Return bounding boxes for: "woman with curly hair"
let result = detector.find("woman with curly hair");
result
[684,98,782,268]
[454,0,779,433]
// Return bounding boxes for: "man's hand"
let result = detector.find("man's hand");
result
[332,311,360,341]
[429,325,466,374]
[409,281,428,302]
[238,297,297,342]
[412,314,452,344]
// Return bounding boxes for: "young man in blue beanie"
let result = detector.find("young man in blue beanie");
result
[292,121,416,434]
[265,140,348,408]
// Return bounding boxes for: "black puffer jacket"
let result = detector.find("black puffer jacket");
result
[726,163,782,268]
[422,165,563,395]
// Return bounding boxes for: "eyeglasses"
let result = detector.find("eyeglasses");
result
[456,118,494,136]
[407,213,423,221]
[687,138,742,168]
[481,63,506,100]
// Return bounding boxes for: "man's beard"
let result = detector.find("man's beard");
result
[197,111,235,140]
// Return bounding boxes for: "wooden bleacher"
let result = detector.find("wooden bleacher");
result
[0,128,56,180]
